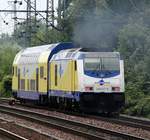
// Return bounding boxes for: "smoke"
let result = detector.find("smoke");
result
[72,2,127,51]
[73,15,121,50]
[74,17,118,49]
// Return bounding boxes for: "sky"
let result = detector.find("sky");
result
[0,0,58,35]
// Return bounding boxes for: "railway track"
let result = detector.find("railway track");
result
[119,114,150,131]
[80,113,150,132]
[0,104,146,140]
[0,98,150,132]
[0,128,27,140]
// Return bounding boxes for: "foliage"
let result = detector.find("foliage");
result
[0,41,20,80]
[117,7,150,118]
[0,38,20,96]
[0,75,12,97]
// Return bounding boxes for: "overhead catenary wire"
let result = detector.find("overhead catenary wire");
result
[0,12,9,25]
[0,0,62,37]
[23,0,63,32]
[0,2,19,29]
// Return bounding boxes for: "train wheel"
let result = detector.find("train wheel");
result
[58,98,63,110]
[9,100,15,106]
[74,101,79,112]
[106,112,112,117]
[113,112,120,118]
[20,99,26,104]
[66,99,71,110]
[64,98,67,110]
[54,97,59,108]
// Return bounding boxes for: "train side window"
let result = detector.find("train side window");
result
[23,67,26,77]
[75,61,77,71]
[20,79,25,90]
[27,79,29,90]
[30,79,35,91]
[55,65,57,86]
[40,66,44,78]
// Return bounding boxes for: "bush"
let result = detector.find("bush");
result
[0,75,12,97]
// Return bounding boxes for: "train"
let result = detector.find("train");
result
[12,42,125,114]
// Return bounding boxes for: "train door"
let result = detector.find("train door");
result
[18,68,20,90]
[36,68,39,92]
[74,61,77,91]
[72,60,77,91]
[49,62,58,90]
[64,60,72,91]
[71,61,74,91]
[55,64,58,87]
[38,64,48,93]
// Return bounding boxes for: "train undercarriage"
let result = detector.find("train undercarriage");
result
[12,91,125,115]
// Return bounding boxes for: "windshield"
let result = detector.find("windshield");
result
[84,57,120,71]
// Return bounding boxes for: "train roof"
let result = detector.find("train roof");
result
[51,48,120,61]
[13,42,74,65]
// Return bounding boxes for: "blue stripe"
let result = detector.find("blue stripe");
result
[49,90,80,101]
[17,91,39,100]
[16,90,80,101]
[17,91,47,100]
[84,70,120,78]
[48,42,75,62]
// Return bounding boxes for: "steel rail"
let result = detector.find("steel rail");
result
[0,98,150,131]
[80,114,150,131]
[0,104,145,140]
[120,114,150,126]
[0,128,28,140]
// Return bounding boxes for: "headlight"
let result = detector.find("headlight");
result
[85,86,93,91]
[112,87,120,91]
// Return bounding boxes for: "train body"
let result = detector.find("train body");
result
[12,42,125,113]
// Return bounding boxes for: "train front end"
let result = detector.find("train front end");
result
[78,52,125,113]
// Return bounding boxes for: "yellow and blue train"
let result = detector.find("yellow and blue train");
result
[12,42,125,113]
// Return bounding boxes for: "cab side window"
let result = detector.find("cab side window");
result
[40,66,44,78]
[75,61,77,71]
[55,65,57,86]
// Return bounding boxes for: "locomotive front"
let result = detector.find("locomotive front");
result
[78,52,125,113]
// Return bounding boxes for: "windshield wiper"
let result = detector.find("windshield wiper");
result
[92,64,99,76]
